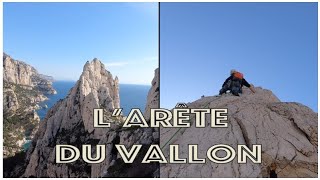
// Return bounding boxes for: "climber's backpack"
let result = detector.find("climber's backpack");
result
[233,72,243,80]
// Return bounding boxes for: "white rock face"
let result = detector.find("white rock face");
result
[3,53,35,86]
[160,87,317,178]
[22,59,120,177]
[78,59,120,137]
[20,61,159,178]
[3,53,56,94]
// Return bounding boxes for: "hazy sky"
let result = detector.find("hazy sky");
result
[160,3,318,112]
[4,2,158,85]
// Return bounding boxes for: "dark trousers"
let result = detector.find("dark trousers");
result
[219,80,242,96]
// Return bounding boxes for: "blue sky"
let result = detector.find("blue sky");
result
[160,3,318,112]
[4,2,158,85]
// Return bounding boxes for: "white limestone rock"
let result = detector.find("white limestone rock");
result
[21,60,159,178]
[160,87,317,178]
[3,53,57,94]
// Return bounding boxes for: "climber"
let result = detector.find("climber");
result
[219,69,255,96]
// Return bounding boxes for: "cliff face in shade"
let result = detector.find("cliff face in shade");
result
[3,53,56,157]
[160,87,317,178]
[96,68,160,178]
[144,68,159,120]
[8,60,159,178]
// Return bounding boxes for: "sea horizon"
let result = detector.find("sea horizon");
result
[37,81,151,120]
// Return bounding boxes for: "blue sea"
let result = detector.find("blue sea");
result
[37,81,75,119]
[24,82,150,151]
[37,81,150,119]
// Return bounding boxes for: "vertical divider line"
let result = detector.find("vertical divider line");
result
[157,2,161,178]
[158,1,161,110]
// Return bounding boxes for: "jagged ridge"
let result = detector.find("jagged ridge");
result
[4,60,159,178]
[3,53,56,94]
[160,87,317,178]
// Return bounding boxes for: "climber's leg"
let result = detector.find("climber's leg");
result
[219,80,231,95]
[230,80,241,96]
[231,87,240,96]
[219,85,228,95]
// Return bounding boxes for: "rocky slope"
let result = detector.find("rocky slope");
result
[4,60,159,177]
[160,87,317,178]
[3,53,57,157]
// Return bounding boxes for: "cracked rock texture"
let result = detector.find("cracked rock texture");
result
[160,87,317,178]
[4,60,159,178]
[4,53,56,94]
[22,59,121,177]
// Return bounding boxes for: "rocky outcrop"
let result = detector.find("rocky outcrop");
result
[4,87,19,114]
[160,87,317,178]
[94,68,160,178]
[3,53,56,94]
[9,60,159,178]
[4,53,35,86]
[3,53,56,158]
[144,68,159,120]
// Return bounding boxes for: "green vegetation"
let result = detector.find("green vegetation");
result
[3,82,42,157]
[7,82,39,107]
[3,113,39,157]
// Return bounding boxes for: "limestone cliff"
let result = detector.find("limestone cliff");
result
[160,87,317,178]
[3,53,56,157]
[144,68,159,121]
[3,82,43,157]
[5,60,159,178]
[3,53,56,94]
[98,67,160,178]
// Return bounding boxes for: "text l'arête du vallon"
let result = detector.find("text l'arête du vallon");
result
[55,103,261,165]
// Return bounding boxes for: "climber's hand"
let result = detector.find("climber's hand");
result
[249,84,255,93]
